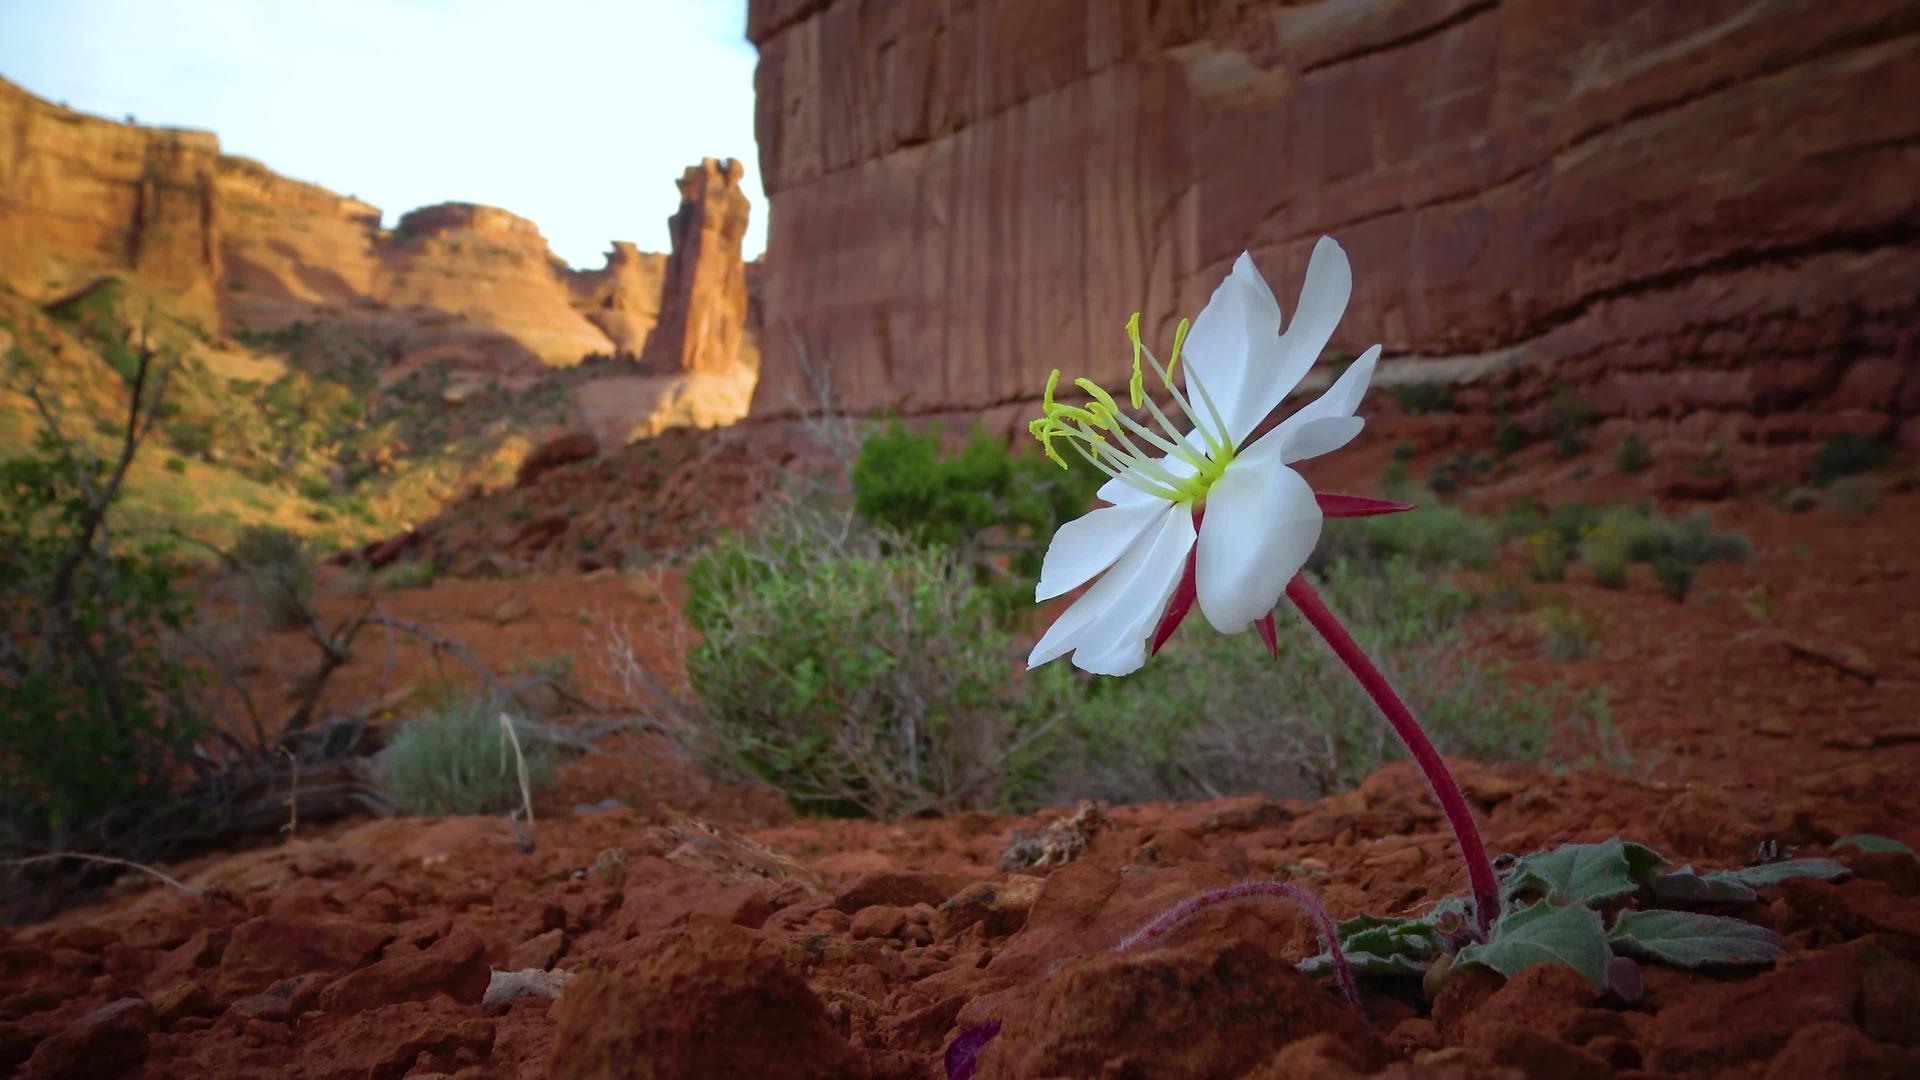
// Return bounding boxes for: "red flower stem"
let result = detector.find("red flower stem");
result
[1115,880,1362,1011]
[1284,574,1500,940]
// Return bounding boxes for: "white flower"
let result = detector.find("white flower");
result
[1027,236,1382,676]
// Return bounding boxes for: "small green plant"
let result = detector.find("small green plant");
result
[1581,526,1630,589]
[1387,382,1454,414]
[1317,497,1499,571]
[1651,555,1694,601]
[1808,433,1889,485]
[1546,389,1593,460]
[1524,530,1568,583]
[379,697,554,816]
[1538,604,1601,660]
[163,456,188,474]
[373,560,436,590]
[1826,475,1880,516]
[1614,435,1650,474]
[1493,419,1527,458]
[230,524,314,630]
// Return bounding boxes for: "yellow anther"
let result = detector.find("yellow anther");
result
[1167,317,1190,386]
[1074,378,1123,427]
[1125,312,1146,408]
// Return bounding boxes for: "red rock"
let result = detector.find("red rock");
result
[20,997,153,1080]
[1782,878,1920,950]
[508,928,566,972]
[215,917,390,999]
[316,927,490,1013]
[515,431,601,487]
[149,979,218,1025]
[1760,1021,1919,1080]
[968,938,1382,1079]
[297,1000,495,1080]
[547,917,861,1079]
[639,159,752,377]
[746,3,1917,435]
[1465,1021,1614,1080]
[1648,950,1860,1072]
[831,870,974,913]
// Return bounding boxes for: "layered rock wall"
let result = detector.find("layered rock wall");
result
[0,78,223,323]
[746,1,1920,441]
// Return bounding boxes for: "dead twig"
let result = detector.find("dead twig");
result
[2,853,202,897]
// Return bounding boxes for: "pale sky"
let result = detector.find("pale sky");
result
[0,0,766,266]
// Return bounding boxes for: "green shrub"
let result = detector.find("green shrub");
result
[1651,555,1694,602]
[164,456,188,474]
[0,431,206,857]
[1388,382,1454,414]
[1808,433,1889,485]
[1051,558,1618,802]
[230,524,313,630]
[1609,507,1749,566]
[1614,435,1651,474]
[682,508,1058,818]
[850,421,1100,616]
[1493,419,1528,458]
[1524,530,1569,583]
[1539,604,1601,660]
[1316,496,1499,571]
[1581,526,1631,589]
[374,560,436,590]
[379,698,554,816]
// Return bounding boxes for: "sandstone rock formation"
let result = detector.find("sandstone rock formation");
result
[745,1,1920,444]
[640,158,753,376]
[0,75,762,442]
[568,241,667,356]
[0,78,223,324]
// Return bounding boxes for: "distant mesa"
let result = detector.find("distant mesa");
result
[0,73,758,443]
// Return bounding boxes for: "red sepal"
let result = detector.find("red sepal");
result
[1315,492,1418,518]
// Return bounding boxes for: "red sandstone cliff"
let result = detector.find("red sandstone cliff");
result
[745,1,1920,445]
[0,78,223,324]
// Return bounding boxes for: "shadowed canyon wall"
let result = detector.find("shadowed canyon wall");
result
[746,0,1920,445]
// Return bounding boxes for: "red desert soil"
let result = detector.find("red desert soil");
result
[4,422,1918,1079]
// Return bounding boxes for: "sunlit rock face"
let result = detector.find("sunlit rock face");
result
[745,1,1919,443]
[0,76,761,441]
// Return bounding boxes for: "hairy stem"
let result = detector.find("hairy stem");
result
[1284,574,1499,940]
[1115,880,1362,1011]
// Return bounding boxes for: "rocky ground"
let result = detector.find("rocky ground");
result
[3,419,1918,1079]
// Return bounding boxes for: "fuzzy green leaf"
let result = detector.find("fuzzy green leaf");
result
[1607,909,1785,967]
[1707,859,1852,890]
[1298,949,1430,978]
[1456,901,1612,989]
[1503,838,1668,907]
[1334,914,1441,959]
[1835,834,1914,856]
[1646,865,1757,905]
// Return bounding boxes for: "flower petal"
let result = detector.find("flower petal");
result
[1229,239,1355,446]
[1280,416,1365,462]
[1181,251,1282,447]
[1240,343,1380,469]
[1035,499,1172,601]
[1195,458,1322,633]
[1070,506,1198,675]
[1027,502,1187,669]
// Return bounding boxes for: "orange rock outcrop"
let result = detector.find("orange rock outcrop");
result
[744,2,1920,444]
[640,158,753,376]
